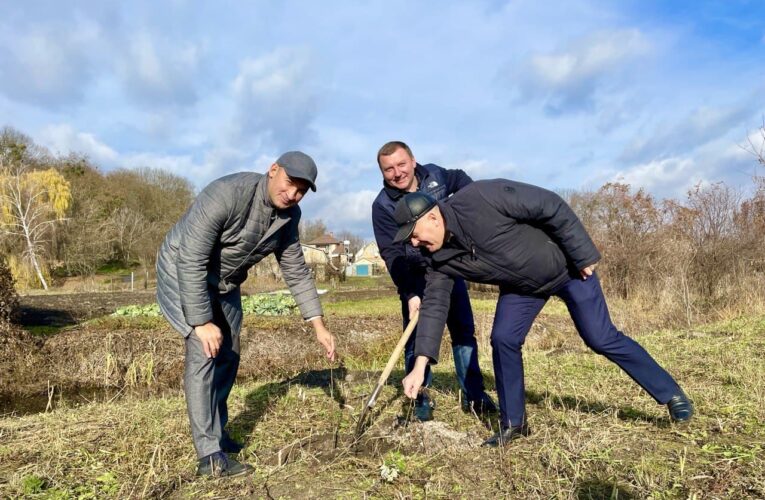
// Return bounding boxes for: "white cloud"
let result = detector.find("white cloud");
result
[38,124,119,165]
[603,130,761,199]
[620,103,753,164]
[0,20,102,107]
[451,159,518,180]
[118,32,203,106]
[230,48,318,150]
[309,189,377,230]
[740,124,765,164]
[515,29,651,114]
[611,156,699,194]
[36,124,226,187]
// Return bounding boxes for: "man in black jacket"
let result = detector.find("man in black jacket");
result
[393,180,693,446]
[372,141,495,421]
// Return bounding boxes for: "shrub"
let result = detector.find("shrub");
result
[0,257,19,324]
[241,293,297,316]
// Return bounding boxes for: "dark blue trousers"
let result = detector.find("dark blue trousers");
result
[403,277,486,400]
[491,273,680,427]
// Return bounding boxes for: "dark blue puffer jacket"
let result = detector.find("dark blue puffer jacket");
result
[372,164,472,300]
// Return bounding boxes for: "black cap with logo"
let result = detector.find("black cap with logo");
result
[392,192,437,243]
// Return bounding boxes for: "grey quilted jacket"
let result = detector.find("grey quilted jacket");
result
[156,172,322,337]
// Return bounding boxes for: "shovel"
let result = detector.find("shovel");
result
[354,310,419,439]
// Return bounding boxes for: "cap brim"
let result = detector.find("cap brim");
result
[282,167,317,191]
[392,222,415,244]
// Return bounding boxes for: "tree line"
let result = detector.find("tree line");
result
[2,123,764,324]
[1,127,195,288]
[0,127,368,290]
[566,174,765,324]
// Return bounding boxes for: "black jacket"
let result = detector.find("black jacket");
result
[416,179,601,361]
[372,163,472,300]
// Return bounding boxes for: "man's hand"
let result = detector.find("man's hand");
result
[580,263,598,280]
[194,322,223,358]
[310,317,337,362]
[402,356,429,399]
[407,295,421,320]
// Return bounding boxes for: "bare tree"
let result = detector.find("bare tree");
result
[335,230,366,259]
[299,218,329,243]
[741,118,765,168]
[0,131,71,289]
[109,206,147,264]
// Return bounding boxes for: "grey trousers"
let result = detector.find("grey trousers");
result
[184,300,241,459]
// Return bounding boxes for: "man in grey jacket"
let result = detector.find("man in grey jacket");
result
[156,151,336,477]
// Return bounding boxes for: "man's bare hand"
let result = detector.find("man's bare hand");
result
[580,263,598,280]
[407,295,421,320]
[195,322,223,358]
[310,317,337,362]
[402,356,429,399]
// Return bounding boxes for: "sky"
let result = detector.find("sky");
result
[1,0,764,240]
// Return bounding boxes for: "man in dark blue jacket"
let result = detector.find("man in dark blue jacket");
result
[372,141,495,421]
[393,180,693,446]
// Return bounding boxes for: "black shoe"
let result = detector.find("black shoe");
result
[413,394,434,422]
[667,390,693,423]
[461,392,499,416]
[481,423,530,447]
[196,451,253,477]
[220,436,244,454]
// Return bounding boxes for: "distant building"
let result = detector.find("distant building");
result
[302,233,349,267]
[299,233,351,281]
[350,242,385,276]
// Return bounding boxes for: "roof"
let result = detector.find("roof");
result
[305,234,342,246]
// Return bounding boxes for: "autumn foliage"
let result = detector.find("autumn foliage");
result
[569,178,765,324]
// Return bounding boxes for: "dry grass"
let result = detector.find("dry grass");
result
[1,299,764,498]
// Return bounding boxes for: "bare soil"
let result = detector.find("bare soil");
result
[16,290,158,327]
[1,290,400,413]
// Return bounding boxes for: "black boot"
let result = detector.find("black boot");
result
[667,390,694,423]
[196,451,253,477]
[413,393,434,422]
[482,422,530,447]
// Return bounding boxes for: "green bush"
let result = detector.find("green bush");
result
[241,293,297,316]
[112,303,161,317]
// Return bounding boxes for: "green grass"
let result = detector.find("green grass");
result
[322,294,508,317]
[22,325,66,336]
[332,275,394,289]
[2,305,764,498]
[95,261,139,275]
[323,296,401,316]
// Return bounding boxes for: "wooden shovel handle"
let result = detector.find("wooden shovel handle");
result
[376,310,419,386]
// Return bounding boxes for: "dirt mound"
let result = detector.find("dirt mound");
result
[16,290,157,326]
[0,315,397,399]
[0,324,42,393]
[389,420,480,451]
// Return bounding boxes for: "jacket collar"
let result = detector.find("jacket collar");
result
[431,201,470,263]
[381,163,427,201]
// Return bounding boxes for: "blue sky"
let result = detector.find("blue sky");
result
[1,0,764,239]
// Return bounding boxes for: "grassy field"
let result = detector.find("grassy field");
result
[1,289,764,498]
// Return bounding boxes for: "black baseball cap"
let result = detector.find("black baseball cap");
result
[392,192,437,243]
[276,151,318,192]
